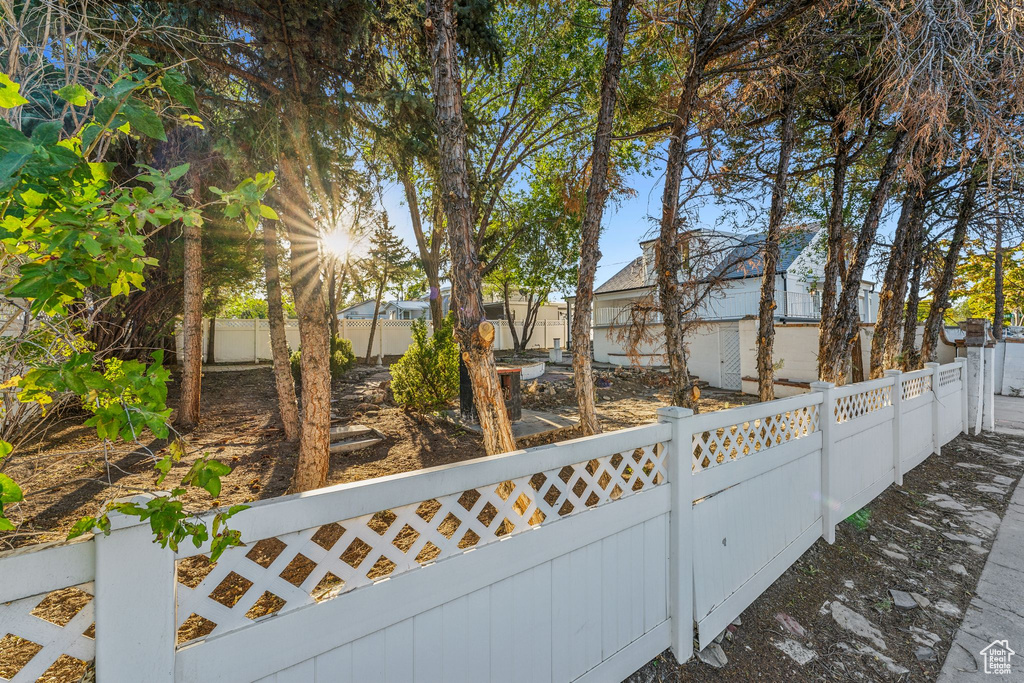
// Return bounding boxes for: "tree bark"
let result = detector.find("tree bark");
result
[278,153,331,492]
[656,2,717,409]
[572,0,632,435]
[817,131,853,378]
[263,219,300,442]
[426,0,516,455]
[756,76,798,402]
[870,171,929,376]
[994,214,1005,339]
[328,259,339,342]
[399,168,444,326]
[900,240,924,370]
[206,305,217,365]
[176,207,203,430]
[366,280,385,363]
[921,171,980,362]
[819,131,907,384]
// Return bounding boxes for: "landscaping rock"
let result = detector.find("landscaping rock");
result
[915,646,937,662]
[774,612,807,638]
[731,616,742,627]
[773,639,816,665]
[910,592,931,609]
[888,589,918,610]
[933,599,962,617]
[831,602,887,650]
[943,531,983,545]
[949,563,969,576]
[696,643,728,668]
[881,548,909,562]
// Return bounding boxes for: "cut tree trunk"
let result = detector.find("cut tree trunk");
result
[572,0,631,435]
[263,218,300,442]
[426,0,516,455]
[819,131,907,384]
[176,207,203,430]
[279,154,331,492]
[756,75,798,402]
[921,171,980,362]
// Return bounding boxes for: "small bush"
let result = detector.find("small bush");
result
[391,316,459,411]
[291,335,355,384]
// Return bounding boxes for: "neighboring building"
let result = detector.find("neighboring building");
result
[338,299,431,321]
[569,227,880,391]
[481,287,567,325]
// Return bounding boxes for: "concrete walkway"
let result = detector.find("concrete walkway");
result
[938,445,1024,680]
[995,394,1024,437]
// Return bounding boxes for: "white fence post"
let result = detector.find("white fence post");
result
[925,362,941,454]
[810,381,837,543]
[95,495,176,681]
[657,406,694,664]
[885,370,903,486]
[958,357,969,435]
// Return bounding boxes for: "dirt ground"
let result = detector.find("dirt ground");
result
[1,357,751,547]
[625,429,1024,682]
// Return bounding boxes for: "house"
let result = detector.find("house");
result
[337,299,431,320]
[481,286,567,325]
[570,227,880,392]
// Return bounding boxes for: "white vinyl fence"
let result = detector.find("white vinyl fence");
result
[0,360,967,682]
[175,318,569,364]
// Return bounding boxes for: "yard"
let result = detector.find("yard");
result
[1,357,754,548]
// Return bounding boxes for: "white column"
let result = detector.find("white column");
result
[657,406,694,664]
[925,362,942,453]
[810,381,837,543]
[985,345,996,431]
[958,357,969,435]
[95,495,176,681]
[885,370,903,485]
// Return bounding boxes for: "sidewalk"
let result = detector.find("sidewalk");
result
[938,467,1024,680]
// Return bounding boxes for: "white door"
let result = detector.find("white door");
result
[719,324,742,390]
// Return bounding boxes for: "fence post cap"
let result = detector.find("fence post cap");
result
[924,361,940,368]
[883,369,902,376]
[657,406,694,420]
[809,380,835,390]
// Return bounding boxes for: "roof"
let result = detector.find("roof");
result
[338,299,375,313]
[712,228,817,280]
[386,300,431,311]
[595,257,648,294]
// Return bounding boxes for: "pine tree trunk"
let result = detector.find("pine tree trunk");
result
[870,173,928,377]
[426,0,516,455]
[572,0,632,435]
[921,171,980,362]
[263,219,300,442]
[818,134,852,378]
[901,243,924,370]
[279,155,331,492]
[399,169,444,326]
[206,307,217,364]
[657,10,715,408]
[994,216,1005,339]
[176,207,203,430]
[756,77,798,402]
[366,281,385,363]
[328,260,339,343]
[819,132,907,384]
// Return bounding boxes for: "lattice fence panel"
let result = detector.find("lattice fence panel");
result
[175,443,668,645]
[834,385,892,423]
[0,584,95,682]
[901,374,932,401]
[939,366,961,388]
[691,405,820,471]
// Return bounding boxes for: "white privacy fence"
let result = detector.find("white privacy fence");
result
[174,318,569,364]
[0,361,967,682]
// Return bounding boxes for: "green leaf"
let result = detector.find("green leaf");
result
[165,163,190,182]
[129,53,157,66]
[160,72,199,113]
[67,516,99,539]
[259,204,279,220]
[0,473,23,504]
[54,84,95,107]
[31,120,63,146]
[0,74,28,108]
[122,99,166,141]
